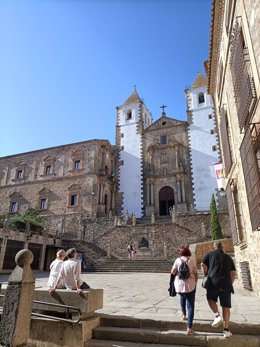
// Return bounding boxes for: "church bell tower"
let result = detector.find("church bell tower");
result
[116,89,152,217]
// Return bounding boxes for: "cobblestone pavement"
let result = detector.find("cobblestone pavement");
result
[1,271,260,324]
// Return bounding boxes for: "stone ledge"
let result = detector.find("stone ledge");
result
[29,315,101,347]
[33,288,103,320]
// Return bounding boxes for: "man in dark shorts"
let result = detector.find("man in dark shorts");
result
[201,241,236,338]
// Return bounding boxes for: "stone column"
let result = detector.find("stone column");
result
[0,249,35,347]
[107,245,111,259]
[163,243,167,259]
[181,180,186,202]
[201,222,206,237]
[177,181,181,203]
[0,235,7,271]
[114,216,118,226]
[151,213,155,224]
[132,215,136,226]
[147,182,150,205]
[151,184,154,205]
[171,210,176,223]
[39,243,46,271]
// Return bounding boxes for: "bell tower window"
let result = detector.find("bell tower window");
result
[198,92,205,104]
[126,110,132,120]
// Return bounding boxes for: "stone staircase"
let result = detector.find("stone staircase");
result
[84,259,173,273]
[86,315,260,347]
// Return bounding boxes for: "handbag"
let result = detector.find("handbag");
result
[168,274,177,297]
[201,275,211,289]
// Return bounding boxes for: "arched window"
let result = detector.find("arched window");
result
[198,92,205,104]
[126,110,132,120]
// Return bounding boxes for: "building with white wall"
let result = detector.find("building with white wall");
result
[185,73,219,211]
[116,90,152,217]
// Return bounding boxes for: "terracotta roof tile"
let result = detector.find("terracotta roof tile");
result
[192,73,207,88]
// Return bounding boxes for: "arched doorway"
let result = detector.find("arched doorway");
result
[159,186,174,216]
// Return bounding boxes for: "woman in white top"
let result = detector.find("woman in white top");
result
[171,246,198,335]
[47,249,66,289]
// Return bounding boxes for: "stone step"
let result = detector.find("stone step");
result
[87,340,198,347]
[85,260,173,273]
[99,315,260,335]
[92,326,260,346]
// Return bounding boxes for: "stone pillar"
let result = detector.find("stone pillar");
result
[201,222,206,237]
[0,249,35,347]
[181,180,186,202]
[0,235,7,271]
[163,243,167,259]
[171,210,176,223]
[147,182,150,205]
[114,216,118,226]
[39,243,46,271]
[151,184,154,205]
[177,181,181,203]
[132,215,136,226]
[107,245,111,259]
[151,213,155,224]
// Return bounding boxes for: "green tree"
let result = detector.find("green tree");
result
[210,194,223,240]
[8,208,44,231]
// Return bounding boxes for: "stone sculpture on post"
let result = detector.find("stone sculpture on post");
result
[0,249,35,347]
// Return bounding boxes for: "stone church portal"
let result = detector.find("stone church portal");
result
[159,186,174,216]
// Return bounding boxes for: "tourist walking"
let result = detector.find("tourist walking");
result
[171,246,198,335]
[127,244,133,259]
[47,249,66,289]
[201,241,236,338]
[49,248,90,294]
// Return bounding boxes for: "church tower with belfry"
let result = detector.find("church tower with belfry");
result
[185,72,220,211]
[116,89,153,218]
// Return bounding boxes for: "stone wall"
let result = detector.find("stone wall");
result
[191,238,234,266]
[63,212,231,264]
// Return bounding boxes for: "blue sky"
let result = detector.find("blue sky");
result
[0,0,212,157]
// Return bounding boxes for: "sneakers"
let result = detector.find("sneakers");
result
[212,315,222,327]
[223,330,232,338]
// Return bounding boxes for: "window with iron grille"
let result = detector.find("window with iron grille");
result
[240,261,253,291]
[240,125,260,230]
[229,17,257,131]
[220,105,233,175]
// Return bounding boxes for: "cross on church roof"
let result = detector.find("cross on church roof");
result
[160,104,167,113]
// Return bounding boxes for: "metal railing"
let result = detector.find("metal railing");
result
[0,294,81,323]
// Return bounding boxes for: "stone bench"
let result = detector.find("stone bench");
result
[1,286,104,346]
[33,288,103,321]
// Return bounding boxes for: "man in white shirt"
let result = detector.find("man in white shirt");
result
[49,248,90,294]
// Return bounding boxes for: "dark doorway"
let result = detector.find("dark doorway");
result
[3,240,25,270]
[159,186,174,216]
[28,243,42,270]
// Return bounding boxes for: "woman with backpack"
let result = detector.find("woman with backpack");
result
[171,246,198,335]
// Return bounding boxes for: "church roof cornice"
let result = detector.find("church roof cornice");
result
[145,116,187,131]
[207,0,225,95]
[0,139,114,160]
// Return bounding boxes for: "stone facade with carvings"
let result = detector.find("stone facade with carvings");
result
[0,139,117,270]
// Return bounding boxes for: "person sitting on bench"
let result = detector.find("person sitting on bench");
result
[49,248,90,294]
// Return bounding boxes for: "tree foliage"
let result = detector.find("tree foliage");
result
[210,194,223,240]
[8,208,44,231]
[0,214,6,228]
